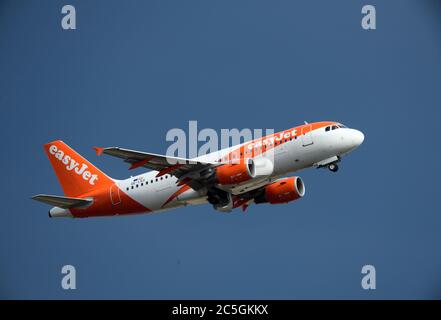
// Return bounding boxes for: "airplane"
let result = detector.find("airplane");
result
[32,121,364,218]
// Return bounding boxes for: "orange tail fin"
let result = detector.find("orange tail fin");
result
[44,140,113,197]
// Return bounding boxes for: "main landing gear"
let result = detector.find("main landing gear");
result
[328,163,339,172]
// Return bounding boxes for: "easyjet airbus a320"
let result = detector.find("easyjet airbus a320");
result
[32,121,364,218]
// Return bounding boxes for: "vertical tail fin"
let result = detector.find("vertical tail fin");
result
[44,140,114,197]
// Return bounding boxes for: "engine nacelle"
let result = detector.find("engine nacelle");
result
[252,156,274,177]
[215,157,273,185]
[255,177,305,204]
[215,160,254,185]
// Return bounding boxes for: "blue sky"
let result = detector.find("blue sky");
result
[1,0,440,299]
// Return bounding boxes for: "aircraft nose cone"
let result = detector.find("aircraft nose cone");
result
[341,129,365,152]
[353,130,365,147]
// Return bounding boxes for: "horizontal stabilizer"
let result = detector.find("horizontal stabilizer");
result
[31,194,92,209]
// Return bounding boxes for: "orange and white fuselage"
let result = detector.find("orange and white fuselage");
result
[33,121,364,218]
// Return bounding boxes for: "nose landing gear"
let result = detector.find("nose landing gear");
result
[328,163,339,172]
[315,156,341,173]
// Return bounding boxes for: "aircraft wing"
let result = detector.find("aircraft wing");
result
[94,146,219,189]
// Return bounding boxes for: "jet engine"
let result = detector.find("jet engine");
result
[215,157,274,185]
[254,177,305,204]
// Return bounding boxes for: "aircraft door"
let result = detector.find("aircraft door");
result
[301,125,314,147]
[110,184,121,205]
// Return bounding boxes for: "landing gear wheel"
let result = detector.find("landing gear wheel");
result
[328,163,339,172]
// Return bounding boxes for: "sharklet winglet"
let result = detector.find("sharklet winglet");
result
[93,147,104,156]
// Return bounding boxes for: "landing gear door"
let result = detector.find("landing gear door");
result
[110,184,121,205]
[301,125,314,147]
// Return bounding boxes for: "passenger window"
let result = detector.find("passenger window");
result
[151,180,153,183]
[131,186,134,189]
[126,187,129,191]
[136,184,139,188]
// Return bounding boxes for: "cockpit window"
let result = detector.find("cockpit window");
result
[326,124,347,131]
